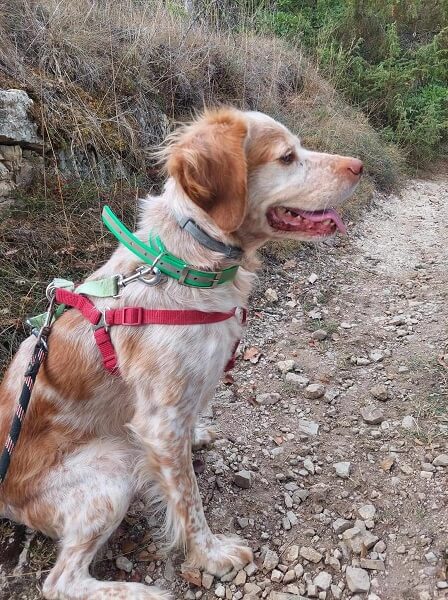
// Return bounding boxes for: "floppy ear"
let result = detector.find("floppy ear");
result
[166,109,248,233]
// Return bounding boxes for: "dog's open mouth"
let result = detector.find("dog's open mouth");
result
[267,206,347,236]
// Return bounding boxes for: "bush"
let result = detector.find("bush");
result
[255,0,448,164]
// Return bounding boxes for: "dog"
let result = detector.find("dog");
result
[0,108,362,599]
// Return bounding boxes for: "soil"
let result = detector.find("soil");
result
[0,176,447,600]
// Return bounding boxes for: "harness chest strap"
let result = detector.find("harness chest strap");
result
[54,289,247,375]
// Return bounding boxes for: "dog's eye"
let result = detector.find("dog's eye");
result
[279,151,295,165]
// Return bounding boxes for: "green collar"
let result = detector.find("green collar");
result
[101,206,239,288]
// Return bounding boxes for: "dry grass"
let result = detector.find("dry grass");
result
[0,0,403,187]
[0,0,404,374]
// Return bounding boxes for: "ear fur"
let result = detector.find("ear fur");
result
[166,109,248,233]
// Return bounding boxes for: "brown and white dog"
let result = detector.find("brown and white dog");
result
[0,108,362,599]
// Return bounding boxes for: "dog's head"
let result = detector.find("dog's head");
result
[165,108,362,249]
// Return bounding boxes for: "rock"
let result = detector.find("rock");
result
[358,504,376,520]
[115,555,133,573]
[303,458,315,474]
[334,461,351,478]
[433,454,448,467]
[356,357,371,366]
[293,489,309,504]
[215,584,226,598]
[234,470,252,489]
[294,564,304,579]
[0,144,22,162]
[369,384,389,401]
[360,559,385,571]
[256,392,281,405]
[269,593,307,600]
[245,562,258,577]
[326,556,341,571]
[181,566,202,586]
[373,540,386,553]
[346,566,370,593]
[202,573,215,589]
[244,582,262,595]
[331,584,342,599]
[369,350,385,362]
[234,570,247,586]
[237,517,249,529]
[298,419,319,436]
[332,518,352,534]
[220,568,238,582]
[347,530,379,554]
[286,510,298,525]
[271,569,283,583]
[282,517,291,531]
[263,549,280,572]
[0,90,43,148]
[164,558,175,581]
[424,551,437,565]
[285,373,310,388]
[283,569,296,584]
[285,545,299,563]
[308,273,318,284]
[299,547,323,563]
[360,406,384,425]
[277,360,296,373]
[313,571,332,590]
[312,329,328,341]
[304,384,325,399]
[401,415,417,430]
[265,288,278,302]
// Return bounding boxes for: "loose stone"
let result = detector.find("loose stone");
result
[358,504,376,520]
[299,546,323,563]
[277,360,296,374]
[298,419,319,436]
[234,470,252,489]
[334,461,351,478]
[256,392,281,405]
[314,571,332,590]
[360,406,384,425]
[401,415,417,430]
[115,556,133,573]
[304,383,325,399]
[346,566,370,593]
[285,373,310,388]
[433,454,448,467]
[369,384,389,401]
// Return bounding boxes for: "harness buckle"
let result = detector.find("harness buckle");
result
[122,307,144,325]
[92,309,109,332]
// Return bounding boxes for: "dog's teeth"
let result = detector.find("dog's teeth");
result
[323,219,331,225]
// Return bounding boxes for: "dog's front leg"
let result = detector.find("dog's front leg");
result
[130,387,252,576]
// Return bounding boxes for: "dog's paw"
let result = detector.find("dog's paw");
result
[192,423,217,449]
[187,535,253,577]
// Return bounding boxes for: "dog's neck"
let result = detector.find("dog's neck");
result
[138,179,255,273]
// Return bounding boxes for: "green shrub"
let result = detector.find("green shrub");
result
[254,0,448,164]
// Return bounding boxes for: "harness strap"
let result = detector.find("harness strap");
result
[105,306,239,326]
[54,288,245,375]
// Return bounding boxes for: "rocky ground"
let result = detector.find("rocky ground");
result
[1,176,447,600]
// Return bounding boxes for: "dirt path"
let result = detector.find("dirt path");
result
[1,178,447,600]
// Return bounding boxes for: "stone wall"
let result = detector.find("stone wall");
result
[0,89,44,207]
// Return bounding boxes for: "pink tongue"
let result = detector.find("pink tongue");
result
[297,208,347,235]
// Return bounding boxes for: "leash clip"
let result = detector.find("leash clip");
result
[117,265,166,289]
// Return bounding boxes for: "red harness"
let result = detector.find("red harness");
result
[55,288,246,375]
